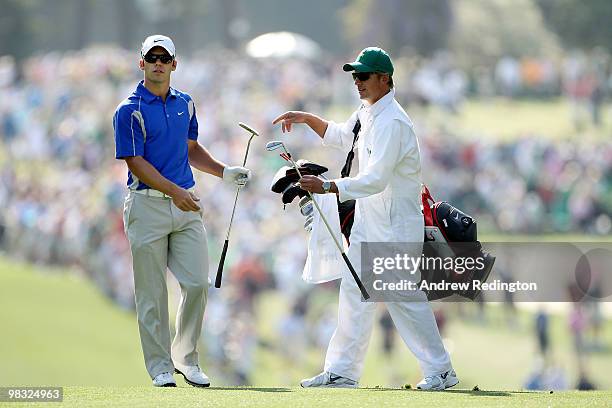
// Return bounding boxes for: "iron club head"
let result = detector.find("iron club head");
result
[267,140,300,178]
[238,122,259,136]
[265,140,285,151]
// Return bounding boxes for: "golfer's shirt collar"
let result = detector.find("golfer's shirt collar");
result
[135,80,179,103]
[362,88,395,118]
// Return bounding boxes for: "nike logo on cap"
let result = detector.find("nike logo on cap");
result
[153,39,164,43]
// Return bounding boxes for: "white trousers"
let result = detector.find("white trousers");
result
[323,240,452,381]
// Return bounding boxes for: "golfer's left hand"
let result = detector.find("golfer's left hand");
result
[223,166,252,187]
[299,175,324,194]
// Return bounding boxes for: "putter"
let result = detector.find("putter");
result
[215,122,259,288]
[266,140,370,300]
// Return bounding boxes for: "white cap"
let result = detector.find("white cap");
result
[141,35,176,57]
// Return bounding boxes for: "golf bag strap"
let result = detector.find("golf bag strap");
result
[340,119,361,178]
[337,118,361,245]
[422,184,435,226]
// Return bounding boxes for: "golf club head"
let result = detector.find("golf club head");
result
[266,140,285,151]
[238,122,259,136]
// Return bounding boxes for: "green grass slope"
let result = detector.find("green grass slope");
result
[1,254,611,398]
[0,258,147,386]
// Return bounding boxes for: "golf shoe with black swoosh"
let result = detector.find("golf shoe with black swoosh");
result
[416,369,459,390]
[300,371,358,388]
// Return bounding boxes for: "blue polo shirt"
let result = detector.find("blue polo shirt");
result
[113,81,198,190]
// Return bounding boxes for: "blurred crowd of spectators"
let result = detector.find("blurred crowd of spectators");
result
[400,48,611,126]
[0,46,610,385]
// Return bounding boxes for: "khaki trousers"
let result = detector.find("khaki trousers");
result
[123,191,208,379]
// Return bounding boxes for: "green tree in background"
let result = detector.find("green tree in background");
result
[3,0,608,62]
[0,0,37,61]
[537,0,612,52]
[0,0,349,58]
[341,0,453,56]
[450,0,559,67]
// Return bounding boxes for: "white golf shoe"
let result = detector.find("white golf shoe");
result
[300,371,358,388]
[174,364,210,388]
[416,369,459,390]
[152,372,176,387]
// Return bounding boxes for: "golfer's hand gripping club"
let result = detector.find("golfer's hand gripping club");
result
[223,166,251,186]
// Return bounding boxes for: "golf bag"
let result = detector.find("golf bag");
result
[420,185,496,300]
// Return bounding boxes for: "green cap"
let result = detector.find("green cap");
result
[343,47,394,75]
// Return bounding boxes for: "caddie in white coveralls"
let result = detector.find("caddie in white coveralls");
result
[272,47,458,390]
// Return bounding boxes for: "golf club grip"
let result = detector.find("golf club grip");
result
[341,252,370,300]
[215,240,229,288]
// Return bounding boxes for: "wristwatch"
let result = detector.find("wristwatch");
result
[322,180,332,193]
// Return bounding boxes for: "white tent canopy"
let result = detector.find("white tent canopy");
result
[245,31,322,59]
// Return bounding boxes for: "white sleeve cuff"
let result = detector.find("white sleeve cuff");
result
[322,121,342,148]
[333,178,352,203]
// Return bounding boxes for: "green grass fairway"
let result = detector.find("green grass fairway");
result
[330,98,612,141]
[0,259,148,386]
[44,387,611,408]
[423,98,612,141]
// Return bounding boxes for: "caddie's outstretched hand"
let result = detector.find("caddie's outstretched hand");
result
[272,111,310,133]
[223,165,252,187]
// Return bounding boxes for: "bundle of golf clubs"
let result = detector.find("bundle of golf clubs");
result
[265,140,369,299]
[214,125,370,299]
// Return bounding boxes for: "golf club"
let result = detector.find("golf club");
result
[215,122,259,288]
[266,140,370,299]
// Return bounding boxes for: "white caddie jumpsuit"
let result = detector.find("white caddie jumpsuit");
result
[322,89,452,381]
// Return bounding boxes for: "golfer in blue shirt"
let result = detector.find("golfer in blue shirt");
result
[113,35,251,388]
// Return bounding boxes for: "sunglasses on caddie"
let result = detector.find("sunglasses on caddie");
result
[352,72,376,81]
[143,53,174,64]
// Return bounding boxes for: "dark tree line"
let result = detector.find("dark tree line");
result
[537,0,612,52]
[342,0,453,56]
[1,0,611,63]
